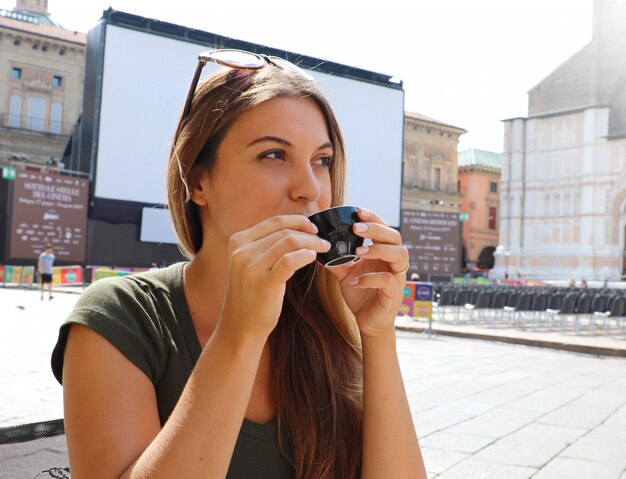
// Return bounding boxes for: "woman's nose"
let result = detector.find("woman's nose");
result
[290,162,322,203]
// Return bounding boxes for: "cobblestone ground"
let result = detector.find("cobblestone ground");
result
[1,286,626,478]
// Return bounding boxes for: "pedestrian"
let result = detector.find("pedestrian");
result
[38,243,54,300]
[52,49,426,478]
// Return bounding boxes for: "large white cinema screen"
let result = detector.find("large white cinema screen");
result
[93,24,404,227]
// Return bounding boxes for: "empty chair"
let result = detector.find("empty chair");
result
[451,289,472,323]
[433,289,455,322]
[467,289,481,307]
[593,294,625,334]
[512,292,535,327]
[572,293,594,334]
[487,290,509,326]
[570,293,607,334]
[546,292,565,311]
[502,290,522,323]
[555,292,580,331]
[465,291,493,323]
[524,292,550,329]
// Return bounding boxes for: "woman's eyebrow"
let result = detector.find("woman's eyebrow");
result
[247,137,333,151]
[247,136,292,147]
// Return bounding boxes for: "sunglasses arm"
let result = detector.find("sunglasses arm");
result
[181,59,207,120]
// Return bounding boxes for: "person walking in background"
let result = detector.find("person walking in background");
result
[38,244,55,300]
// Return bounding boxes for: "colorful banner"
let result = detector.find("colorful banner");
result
[20,266,35,286]
[398,281,434,319]
[413,282,434,319]
[4,265,22,284]
[0,265,4,283]
[93,268,131,282]
[52,266,84,285]
[399,282,417,316]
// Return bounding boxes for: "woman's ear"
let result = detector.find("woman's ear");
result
[189,172,211,207]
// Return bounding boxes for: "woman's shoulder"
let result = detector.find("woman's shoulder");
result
[52,262,189,385]
[78,262,186,310]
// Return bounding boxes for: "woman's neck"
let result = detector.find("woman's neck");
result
[183,245,229,342]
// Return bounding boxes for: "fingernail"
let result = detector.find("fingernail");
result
[321,239,331,248]
[354,223,368,233]
[360,208,370,218]
[356,246,369,255]
[310,222,318,233]
[350,277,359,286]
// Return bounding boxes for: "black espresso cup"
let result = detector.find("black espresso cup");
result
[308,205,365,267]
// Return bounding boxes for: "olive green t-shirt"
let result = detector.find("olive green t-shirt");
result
[51,262,294,478]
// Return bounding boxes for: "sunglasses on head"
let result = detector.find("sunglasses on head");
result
[181,48,315,121]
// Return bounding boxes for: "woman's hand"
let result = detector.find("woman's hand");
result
[327,208,408,338]
[219,215,331,341]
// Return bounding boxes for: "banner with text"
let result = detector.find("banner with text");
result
[9,171,89,262]
[401,210,461,278]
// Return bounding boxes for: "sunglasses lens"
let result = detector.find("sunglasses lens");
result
[269,57,315,80]
[205,49,265,69]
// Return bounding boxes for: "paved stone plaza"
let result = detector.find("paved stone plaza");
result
[1,286,625,478]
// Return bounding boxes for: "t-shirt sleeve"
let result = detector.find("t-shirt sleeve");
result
[51,277,166,385]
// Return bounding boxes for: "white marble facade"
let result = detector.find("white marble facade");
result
[494,108,626,281]
[493,0,626,281]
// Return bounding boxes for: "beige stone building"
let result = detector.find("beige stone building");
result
[458,149,502,271]
[402,112,466,213]
[401,112,466,278]
[0,0,85,167]
[494,0,626,281]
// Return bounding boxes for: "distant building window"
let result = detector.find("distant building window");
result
[50,102,63,133]
[52,75,62,87]
[9,95,22,127]
[27,96,46,131]
[488,207,497,230]
[490,181,498,193]
[433,167,441,191]
[59,47,66,56]
[12,67,22,79]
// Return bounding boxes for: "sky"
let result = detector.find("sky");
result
[2,0,594,152]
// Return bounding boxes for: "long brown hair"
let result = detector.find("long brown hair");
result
[167,65,363,478]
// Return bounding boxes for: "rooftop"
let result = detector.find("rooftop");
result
[405,111,466,133]
[458,148,503,169]
[0,12,85,44]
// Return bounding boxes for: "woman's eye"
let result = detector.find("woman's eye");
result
[260,150,286,161]
[314,156,333,167]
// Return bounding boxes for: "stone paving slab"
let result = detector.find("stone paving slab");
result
[533,457,625,479]
[435,459,538,479]
[472,423,586,468]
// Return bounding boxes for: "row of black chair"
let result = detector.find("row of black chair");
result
[431,285,626,336]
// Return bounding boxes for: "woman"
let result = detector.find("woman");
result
[52,49,426,478]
